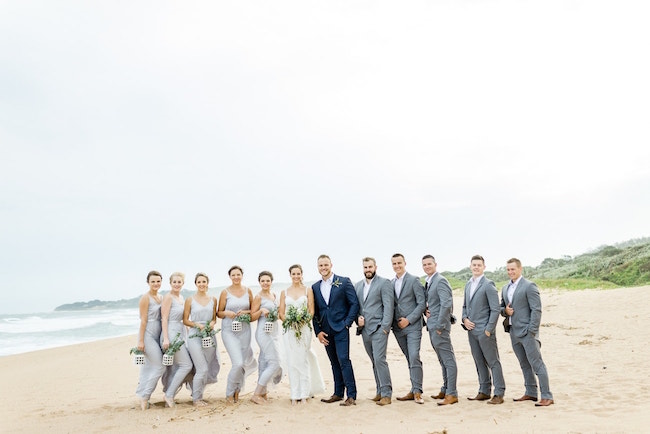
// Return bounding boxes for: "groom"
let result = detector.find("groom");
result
[312,254,360,406]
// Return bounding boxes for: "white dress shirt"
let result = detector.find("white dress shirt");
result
[320,274,333,305]
[425,272,438,289]
[507,276,522,324]
[469,275,484,299]
[394,273,405,298]
[363,276,375,302]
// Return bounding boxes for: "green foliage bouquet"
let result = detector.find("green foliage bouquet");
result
[265,307,279,322]
[235,313,252,323]
[189,321,220,339]
[129,347,144,355]
[282,304,312,339]
[165,333,185,356]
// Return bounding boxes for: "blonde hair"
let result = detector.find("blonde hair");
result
[169,272,185,283]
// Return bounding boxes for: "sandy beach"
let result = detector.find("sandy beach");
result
[2,286,650,433]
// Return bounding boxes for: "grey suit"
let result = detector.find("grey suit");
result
[462,275,505,396]
[425,272,458,397]
[500,277,553,400]
[355,275,395,398]
[392,272,426,394]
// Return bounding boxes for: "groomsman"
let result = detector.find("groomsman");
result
[391,253,426,404]
[500,258,554,407]
[354,257,395,406]
[422,255,458,405]
[461,254,506,404]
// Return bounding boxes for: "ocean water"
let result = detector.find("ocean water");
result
[0,309,140,357]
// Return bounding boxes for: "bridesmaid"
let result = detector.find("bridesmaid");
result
[279,264,325,405]
[160,272,193,407]
[250,271,282,404]
[135,270,166,410]
[217,265,258,403]
[183,272,220,407]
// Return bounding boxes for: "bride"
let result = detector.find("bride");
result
[279,264,325,405]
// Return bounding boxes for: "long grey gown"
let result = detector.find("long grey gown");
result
[221,290,258,397]
[255,297,282,387]
[135,295,165,399]
[161,296,193,400]
[185,297,220,401]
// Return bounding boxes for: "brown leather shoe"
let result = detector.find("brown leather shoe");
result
[321,395,343,403]
[431,392,445,400]
[487,395,504,405]
[339,397,356,406]
[396,392,415,401]
[535,399,554,407]
[414,393,424,404]
[369,394,381,402]
[437,395,458,405]
[376,397,392,406]
[513,395,538,402]
[467,393,490,401]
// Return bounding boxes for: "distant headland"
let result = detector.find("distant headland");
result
[55,237,650,311]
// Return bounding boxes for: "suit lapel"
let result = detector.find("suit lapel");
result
[328,274,337,305]
[469,276,483,302]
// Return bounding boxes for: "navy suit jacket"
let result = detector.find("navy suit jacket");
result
[312,274,360,336]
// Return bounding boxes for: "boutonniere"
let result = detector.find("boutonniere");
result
[332,278,342,288]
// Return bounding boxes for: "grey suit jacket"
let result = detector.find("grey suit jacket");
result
[392,272,426,330]
[461,275,499,335]
[425,272,454,333]
[500,277,542,338]
[355,275,395,336]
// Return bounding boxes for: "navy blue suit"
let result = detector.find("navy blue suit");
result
[312,274,359,399]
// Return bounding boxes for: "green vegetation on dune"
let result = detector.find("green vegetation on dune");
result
[56,237,650,310]
[442,237,650,291]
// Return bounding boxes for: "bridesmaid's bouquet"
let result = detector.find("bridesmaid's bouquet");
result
[264,308,279,333]
[266,307,278,322]
[282,305,312,339]
[190,321,220,348]
[189,321,220,339]
[235,313,252,323]
[162,333,185,365]
[129,347,145,365]
[165,333,185,356]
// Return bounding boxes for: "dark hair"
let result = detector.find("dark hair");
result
[146,270,162,283]
[422,254,435,262]
[194,272,209,284]
[392,253,405,260]
[507,258,522,267]
[289,264,303,274]
[228,265,243,276]
[258,270,274,281]
[471,254,485,264]
[362,257,376,264]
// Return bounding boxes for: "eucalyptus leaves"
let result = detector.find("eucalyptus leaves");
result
[282,304,312,339]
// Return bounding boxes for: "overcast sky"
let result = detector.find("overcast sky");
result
[1,1,648,314]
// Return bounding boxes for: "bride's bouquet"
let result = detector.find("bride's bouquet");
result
[282,304,312,340]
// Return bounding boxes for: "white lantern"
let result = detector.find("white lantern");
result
[162,354,174,366]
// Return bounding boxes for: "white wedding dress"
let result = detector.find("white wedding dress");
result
[282,294,325,400]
